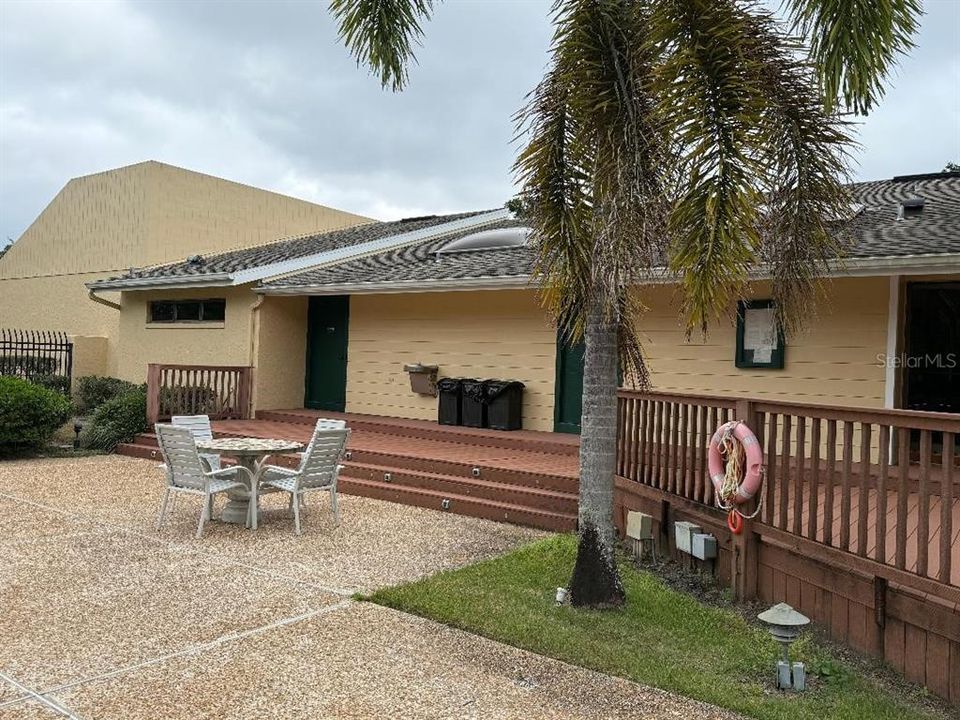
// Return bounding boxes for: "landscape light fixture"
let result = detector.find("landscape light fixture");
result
[757,602,810,691]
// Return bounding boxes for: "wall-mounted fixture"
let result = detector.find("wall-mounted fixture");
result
[403,363,439,396]
[674,521,702,554]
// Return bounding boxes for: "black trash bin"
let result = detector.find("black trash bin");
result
[485,380,525,431]
[461,378,487,428]
[436,377,463,426]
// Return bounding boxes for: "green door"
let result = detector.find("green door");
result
[304,296,350,411]
[554,332,585,433]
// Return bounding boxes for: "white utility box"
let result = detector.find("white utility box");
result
[674,521,701,554]
[626,511,653,540]
[691,533,718,560]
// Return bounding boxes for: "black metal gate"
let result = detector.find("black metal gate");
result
[0,329,74,394]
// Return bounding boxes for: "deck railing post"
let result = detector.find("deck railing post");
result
[146,363,161,427]
[732,399,760,600]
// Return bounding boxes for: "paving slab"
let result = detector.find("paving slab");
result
[0,521,339,689]
[0,700,65,720]
[55,602,739,720]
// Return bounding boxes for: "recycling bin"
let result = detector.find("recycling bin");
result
[461,378,487,428]
[485,380,525,431]
[437,377,463,426]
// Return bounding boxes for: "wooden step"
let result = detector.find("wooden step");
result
[255,410,579,456]
[337,475,577,532]
[344,462,578,514]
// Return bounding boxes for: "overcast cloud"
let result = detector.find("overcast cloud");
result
[1,0,958,245]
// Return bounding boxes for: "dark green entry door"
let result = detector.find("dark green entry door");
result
[305,295,349,411]
[554,332,585,433]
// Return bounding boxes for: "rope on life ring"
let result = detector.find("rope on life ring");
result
[709,420,765,534]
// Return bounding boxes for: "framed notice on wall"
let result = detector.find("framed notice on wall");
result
[735,299,785,369]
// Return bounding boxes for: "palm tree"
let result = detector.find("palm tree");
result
[330,0,920,606]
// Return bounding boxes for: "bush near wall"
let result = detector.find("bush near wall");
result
[80,389,148,451]
[0,376,72,456]
[75,376,143,415]
[30,374,72,396]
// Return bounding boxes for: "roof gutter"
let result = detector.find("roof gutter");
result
[258,252,960,296]
[259,275,533,296]
[86,273,233,291]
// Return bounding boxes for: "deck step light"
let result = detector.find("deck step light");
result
[758,603,810,691]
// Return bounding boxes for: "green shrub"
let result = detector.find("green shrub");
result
[159,385,221,416]
[0,376,73,456]
[30,374,72,396]
[75,375,141,415]
[81,389,148,451]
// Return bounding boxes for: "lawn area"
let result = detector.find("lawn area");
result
[368,535,946,720]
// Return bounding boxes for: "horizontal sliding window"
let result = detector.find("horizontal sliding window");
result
[149,299,226,323]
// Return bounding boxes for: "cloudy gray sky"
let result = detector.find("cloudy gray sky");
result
[1,0,958,245]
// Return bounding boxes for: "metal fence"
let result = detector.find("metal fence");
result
[0,329,73,394]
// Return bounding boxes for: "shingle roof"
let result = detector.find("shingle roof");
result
[100,210,490,281]
[265,217,534,289]
[265,173,960,291]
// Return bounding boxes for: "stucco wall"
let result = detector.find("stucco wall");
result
[115,287,255,385]
[0,160,370,377]
[69,334,110,380]
[345,290,558,432]
[638,276,889,407]
[254,295,308,411]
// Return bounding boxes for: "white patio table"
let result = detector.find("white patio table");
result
[196,437,302,526]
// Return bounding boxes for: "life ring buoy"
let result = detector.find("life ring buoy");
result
[708,421,763,506]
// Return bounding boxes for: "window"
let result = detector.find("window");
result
[735,299,785,369]
[149,299,226,324]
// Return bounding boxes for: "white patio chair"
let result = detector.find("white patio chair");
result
[154,424,253,538]
[172,414,221,471]
[257,418,347,503]
[258,425,350,535]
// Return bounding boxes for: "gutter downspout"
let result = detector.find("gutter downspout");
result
[248,294,266,415]
[88,288,121,311]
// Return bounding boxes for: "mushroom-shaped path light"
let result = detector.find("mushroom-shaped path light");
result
[758,603,810,690]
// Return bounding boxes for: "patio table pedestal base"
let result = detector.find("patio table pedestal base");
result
[220,457,263,525]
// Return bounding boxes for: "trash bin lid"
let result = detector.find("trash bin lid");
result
[485,380,525,398]
[436,377,462,391]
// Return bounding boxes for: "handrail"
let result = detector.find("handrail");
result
[146,363,254,426]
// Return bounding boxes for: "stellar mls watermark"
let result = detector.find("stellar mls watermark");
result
[876,353,958,369]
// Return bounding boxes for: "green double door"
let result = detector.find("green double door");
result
[304,296,350,412]
[554,333,585,434]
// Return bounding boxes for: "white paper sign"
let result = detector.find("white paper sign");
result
[743,307,777,353]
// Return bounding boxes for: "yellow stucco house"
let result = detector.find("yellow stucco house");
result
[78,170,959,432]
[0,161,371,378]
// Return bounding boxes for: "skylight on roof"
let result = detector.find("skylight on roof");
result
[436,227,531,258]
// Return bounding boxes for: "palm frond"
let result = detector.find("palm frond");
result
[330,0,435,91]
[787,0,921,115]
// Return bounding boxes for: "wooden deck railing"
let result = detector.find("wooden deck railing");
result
[146,363,254,426]
[617,390,960,589]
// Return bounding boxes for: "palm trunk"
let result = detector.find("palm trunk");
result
[568,300,625,608]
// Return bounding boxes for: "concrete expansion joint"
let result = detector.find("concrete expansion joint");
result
[0,600,354,716]
[0,491,357,598]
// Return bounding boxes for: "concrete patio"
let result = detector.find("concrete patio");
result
[0,455,737,719]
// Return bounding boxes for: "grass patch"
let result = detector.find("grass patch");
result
[368,535,944,720]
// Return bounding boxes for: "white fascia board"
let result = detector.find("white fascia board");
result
[85,273,233,291]
[259,275,533,296]
[236,208,512,285]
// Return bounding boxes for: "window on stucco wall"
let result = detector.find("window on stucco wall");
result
[148,299,226,324]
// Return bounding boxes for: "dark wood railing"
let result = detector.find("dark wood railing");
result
[146,363,253,426]
[617,390,960,590]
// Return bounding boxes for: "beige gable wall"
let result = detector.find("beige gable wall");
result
[345,289,558,432]
[0,161,371,377]
[638,276,889,407]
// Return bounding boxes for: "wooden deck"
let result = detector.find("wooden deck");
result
[119,409,581,531]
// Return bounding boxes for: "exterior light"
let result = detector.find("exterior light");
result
[757,603,809,691]
[73,421,83,450]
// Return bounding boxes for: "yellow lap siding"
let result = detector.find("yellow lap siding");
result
[345,289,557,432]
[638,277,889,408]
